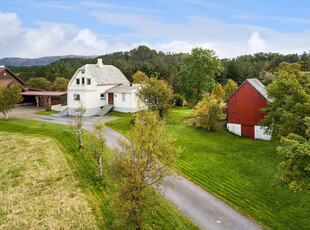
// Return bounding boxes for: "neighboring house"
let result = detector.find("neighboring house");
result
[67,59,144,116]
[0,65,67,107]
[225,78,271,141]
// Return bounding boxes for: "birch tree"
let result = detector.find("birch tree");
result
[111,110,180,229]
[0,84,23,121]
[70,104,86,150]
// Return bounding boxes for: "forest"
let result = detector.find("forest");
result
[8,45,310,90]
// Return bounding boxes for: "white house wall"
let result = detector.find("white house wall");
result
[254,126,271,141]
[113,90,146,113]
[227,123,241,136]
[67,69,118,116]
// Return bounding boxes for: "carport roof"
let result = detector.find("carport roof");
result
[20,91,67,96]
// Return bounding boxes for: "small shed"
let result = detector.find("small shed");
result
[225,78,271,141]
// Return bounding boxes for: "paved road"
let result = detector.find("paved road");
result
[35,115,263,230]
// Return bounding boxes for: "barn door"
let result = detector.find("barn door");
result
[241,125,254,139]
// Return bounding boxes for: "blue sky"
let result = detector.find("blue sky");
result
[1,0,310,58]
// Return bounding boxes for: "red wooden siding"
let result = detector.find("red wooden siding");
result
[227,82,268,126]
[241,125,254,138]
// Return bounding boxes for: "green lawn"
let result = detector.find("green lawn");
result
[106,107,310,230]
[36,110,59,115]
[0,118,198,230]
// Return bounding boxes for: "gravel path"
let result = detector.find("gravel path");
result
[35,115,263,230]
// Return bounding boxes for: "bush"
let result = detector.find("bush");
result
[173,94,184,106]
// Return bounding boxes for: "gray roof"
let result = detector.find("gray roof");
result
[106,84,142,93]
[225,78,270,102]
[80,64,129,85]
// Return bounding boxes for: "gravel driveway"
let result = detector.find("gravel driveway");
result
[0,105,45,120]
[35,115,263,230]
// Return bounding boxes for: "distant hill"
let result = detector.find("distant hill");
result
[0,55,97,66]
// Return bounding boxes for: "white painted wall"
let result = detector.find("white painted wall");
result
[227,123,241,136]
[113,89,146,113]
[254,126,271,141]
[67,68,119,115]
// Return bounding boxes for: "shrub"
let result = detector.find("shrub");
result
[173,94,184,106]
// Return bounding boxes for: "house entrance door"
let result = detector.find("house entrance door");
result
[108,93,114,105]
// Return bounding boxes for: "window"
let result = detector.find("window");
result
[81,70,85,74]
[232,111,235,123]
[74,94,80,101]
[100,93,105,100]
[122,93,126,101]
[87,78,91,85]
[82,77,85,86]
[76,78,80,85]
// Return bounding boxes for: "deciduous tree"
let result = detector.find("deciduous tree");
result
[177,48,223,105]
[277,117,310,192]
[132,71,148,84]
[53,77,69,91]
[138,77,173,119]
[111,110,180,229]
[70,104,86,150]
[223,79,238,100]
[27,77,52,90]
[260,62,310,140]
[0,84,23,121]
[193,93,222,131]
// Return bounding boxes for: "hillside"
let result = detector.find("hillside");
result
[0,55,96,67]
[6,46,310,87]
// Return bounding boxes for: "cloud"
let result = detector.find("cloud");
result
[269,16,310,25]
[247,32,267,53]
[1,9,310,59]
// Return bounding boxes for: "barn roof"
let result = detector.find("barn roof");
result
[106,84,141,93]
[225,78,270,102]
[79,64,129,85]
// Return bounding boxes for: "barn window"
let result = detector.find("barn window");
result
[74,94,80,101]
[87,78,91,85]
[100,93,105,100]
[232,111,235,123]
[76,78,80,85]
[122,93,126,101]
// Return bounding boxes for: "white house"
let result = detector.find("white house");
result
[67,59,144,116]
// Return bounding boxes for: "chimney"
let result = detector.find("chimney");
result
[97,58,103,68]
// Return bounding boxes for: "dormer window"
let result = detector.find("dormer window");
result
[76,78,80,85]
[87,78,91,85]
[81,70,85,74]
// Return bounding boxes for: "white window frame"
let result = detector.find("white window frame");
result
[76,78,80,85]
[100,93,105,100]
[74,94,80,101]
[87,78,91,85]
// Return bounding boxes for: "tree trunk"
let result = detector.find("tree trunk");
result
[78,128,82,150]
[4,112,8,121]
[97,152,102,177]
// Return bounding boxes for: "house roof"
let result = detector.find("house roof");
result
[225,78,270,102]
[20,91,67,96]
[106,84,141,93]
[80,64,130,85]
[0,67,26,86]
[0,79,14,87]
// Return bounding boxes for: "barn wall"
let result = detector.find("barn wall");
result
[254,126,271,141]
[227,82,268,126]
[227,123,241,136]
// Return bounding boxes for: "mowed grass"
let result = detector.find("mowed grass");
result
[36,110,59,115]
[0,133,98,229]
[0,118,198,230]
[106,107,310,230]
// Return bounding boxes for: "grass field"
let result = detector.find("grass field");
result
[0,132,98,229]
[0,118,198,230]
[36,110,59,115]
[106,107,310,230]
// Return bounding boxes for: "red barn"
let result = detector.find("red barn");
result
[225,78,271,141]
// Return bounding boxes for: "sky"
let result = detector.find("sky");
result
[1,0,310,59]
